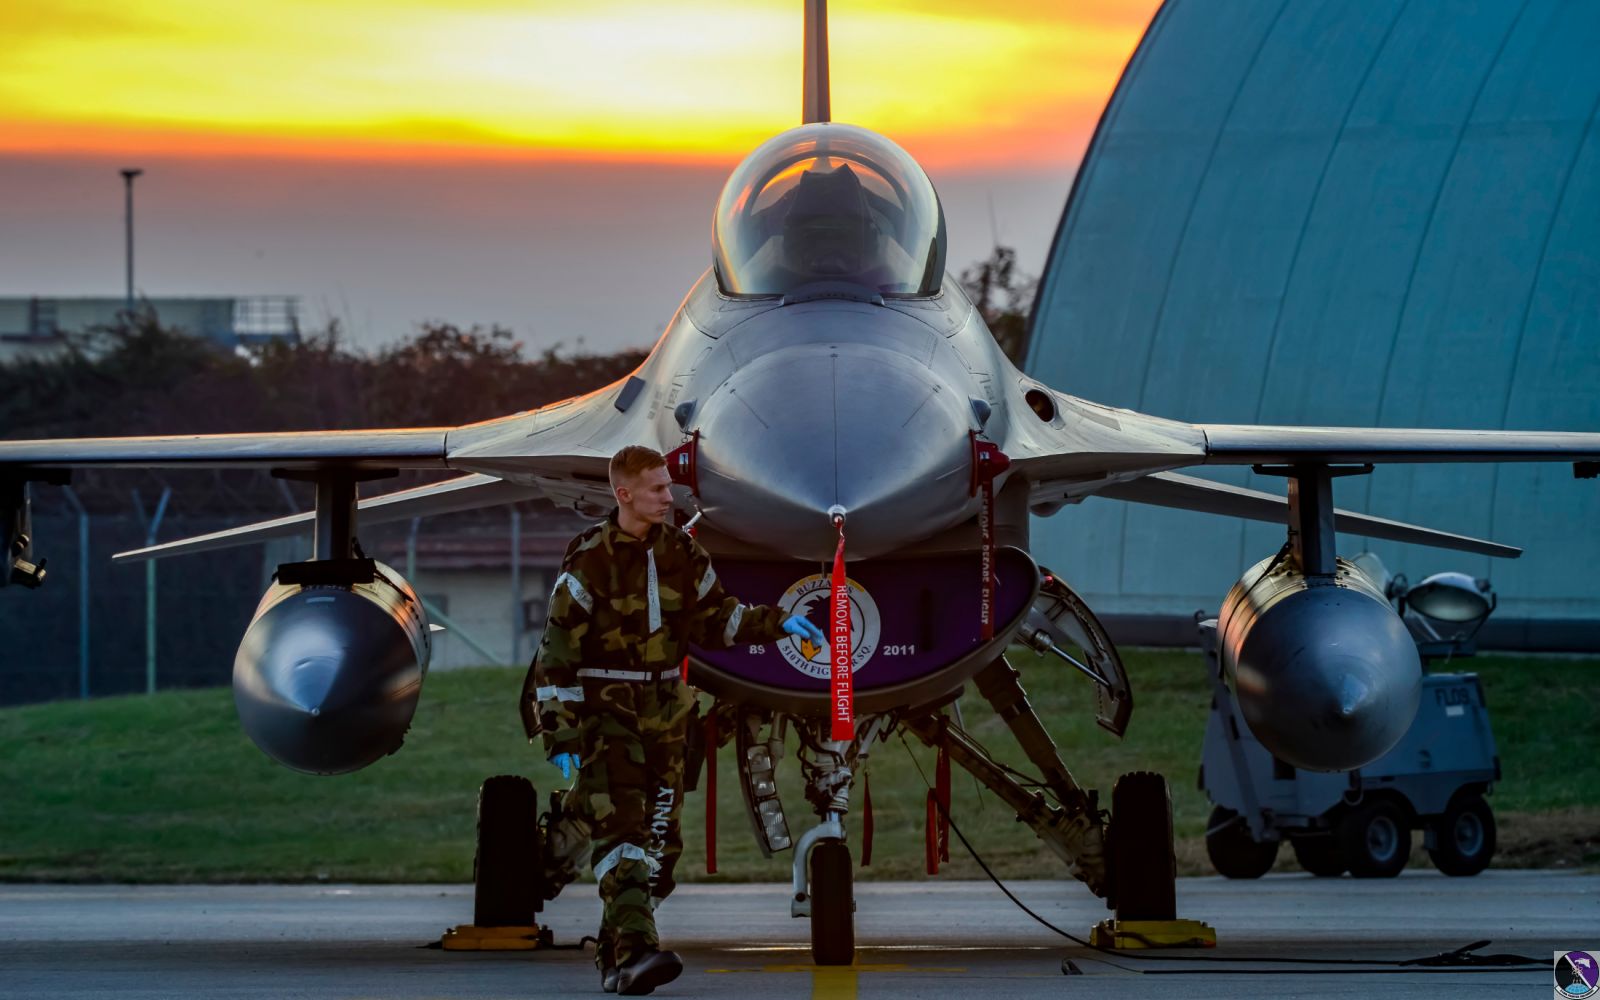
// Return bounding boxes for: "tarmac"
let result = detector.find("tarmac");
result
[1,871,1592,998]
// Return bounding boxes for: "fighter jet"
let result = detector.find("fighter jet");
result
[5,0,1600,965]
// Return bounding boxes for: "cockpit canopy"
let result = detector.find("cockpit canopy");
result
[713,123,947,298]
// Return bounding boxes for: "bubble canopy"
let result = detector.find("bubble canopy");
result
[713,124,947,298]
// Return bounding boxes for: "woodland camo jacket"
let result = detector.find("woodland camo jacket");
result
[531,510,788,758]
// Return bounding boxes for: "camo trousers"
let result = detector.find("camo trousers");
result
[565,676,692,970]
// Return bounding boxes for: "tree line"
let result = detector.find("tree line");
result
[0,316,647,439]
[1,245,1036,441]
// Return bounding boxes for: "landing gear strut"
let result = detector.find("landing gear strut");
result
[782,716,892,966]
[906,655,1213,948]
[903,658,1109,896]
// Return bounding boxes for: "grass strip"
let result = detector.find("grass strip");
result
[1,650,1594,881]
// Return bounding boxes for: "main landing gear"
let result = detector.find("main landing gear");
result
[769,651,1209,964]
[438,775,550,951]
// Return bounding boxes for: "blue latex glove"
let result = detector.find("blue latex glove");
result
[552,752,580,781]
[782,614,826,646]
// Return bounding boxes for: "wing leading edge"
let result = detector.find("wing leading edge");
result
[3,377,638,562]
[1199,424,1600,466]
[1098,471,1521,559]
[0,428,450,470]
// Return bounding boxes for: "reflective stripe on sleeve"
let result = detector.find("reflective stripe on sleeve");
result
[576,666,680,682]
[593,842,660,881]
[552,571,594,614]
[535,685,584,703]
[646,549,661,634]
[723,604,745,646]
[696,565,716,599]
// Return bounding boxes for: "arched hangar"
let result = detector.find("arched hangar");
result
[1025,0,1600,645]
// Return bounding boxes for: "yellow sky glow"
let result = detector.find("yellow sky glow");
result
[0,0,1159,168]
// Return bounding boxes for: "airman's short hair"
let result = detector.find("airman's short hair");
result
[609,445,667,492]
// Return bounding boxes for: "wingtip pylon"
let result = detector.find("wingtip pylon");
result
[803,0,831,124]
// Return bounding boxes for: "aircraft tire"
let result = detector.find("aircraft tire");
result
[1110,771,1176,920]
[1289,834,1346,876]
[1339,796,1411,879]
[809,840,855,966]
[474,774,543,927]
[1204,805,1278,879]
[1426,793,1495,877]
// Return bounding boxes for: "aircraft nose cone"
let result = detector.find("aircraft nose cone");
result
[696,344,974,560]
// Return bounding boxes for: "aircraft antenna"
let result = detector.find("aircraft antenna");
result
[803,0,831,123]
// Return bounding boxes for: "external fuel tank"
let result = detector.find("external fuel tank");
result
[1217,554,1421,773]
[233,560,431,775]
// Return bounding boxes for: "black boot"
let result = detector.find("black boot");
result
[601,966,620,993]
[616,949,683,996]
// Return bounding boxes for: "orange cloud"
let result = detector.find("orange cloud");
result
[0,0,1159,169]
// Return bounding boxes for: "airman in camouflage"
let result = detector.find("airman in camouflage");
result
[525,445,815,993]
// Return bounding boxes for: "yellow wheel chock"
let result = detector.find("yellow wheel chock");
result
[438,923,549,951]
[1089,918,1216,950]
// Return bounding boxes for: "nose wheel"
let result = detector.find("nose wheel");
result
[807,839,855,966]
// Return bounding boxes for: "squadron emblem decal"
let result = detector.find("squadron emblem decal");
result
[776,573,880,679]
[1558,951,1600,999]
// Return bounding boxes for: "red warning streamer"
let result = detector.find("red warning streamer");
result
[829,515,854,742]
[979,472,995,640]
[969,433,1011,641]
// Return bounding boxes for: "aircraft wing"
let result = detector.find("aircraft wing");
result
[1196,425,1600,466]
[1097,471,1520,558]
[1008,390,1598,555]
[0,367,648,482]
[1010,390,1600,490]
[113,473,544,563]
[3,378,639,561]
[0,428,451,470]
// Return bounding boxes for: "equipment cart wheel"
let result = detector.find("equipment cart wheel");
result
[1110,771,1177,919]
[474,774,543,926]
[1204,805,1278,879]
[809,839,855,966]
[1290,835,1346,877]
[1339,796,1410,878]
[1426,793,1496,876]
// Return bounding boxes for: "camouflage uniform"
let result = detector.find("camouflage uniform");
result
[530,509,788,970]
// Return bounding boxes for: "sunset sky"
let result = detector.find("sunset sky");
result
[1,0,1161,351]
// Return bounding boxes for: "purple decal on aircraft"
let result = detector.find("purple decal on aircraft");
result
[694,548,1036,692]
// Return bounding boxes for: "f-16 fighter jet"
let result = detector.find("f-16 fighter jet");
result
[5,0,1599,966]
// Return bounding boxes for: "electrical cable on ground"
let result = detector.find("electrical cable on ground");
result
[896,734,1543,975]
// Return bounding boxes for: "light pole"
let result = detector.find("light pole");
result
[120,168,143,311]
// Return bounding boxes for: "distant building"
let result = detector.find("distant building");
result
[368,508,592,671]
[0,296,300,363]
